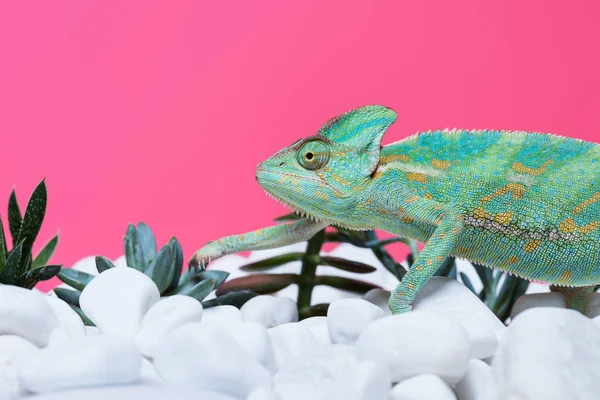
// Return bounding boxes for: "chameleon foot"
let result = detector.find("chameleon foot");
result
[188,241,224,272]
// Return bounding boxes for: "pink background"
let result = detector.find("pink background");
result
[1,1,599,291]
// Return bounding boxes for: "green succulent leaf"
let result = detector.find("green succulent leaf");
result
[22,264,61,288]
[314,275,381,294]
[54,288,81,306]
[7,189,22,246]
[215,273,300,296]
[144,244,175,294]
[181,279,216,302]
[136,222,157,266]
[124,224,144,271]
[307,303,329,317]
[69,305,95,326]
[197,269,230,288]
[16,179,47,265]
[320,256,376,274]
[57,268,95,291]
[32,234,59,269]
[459,272,477,294]
[0,215,7,274]
[0,240,25,285]
[202,290,258,309]
[165,237,183,293]
[239,253,304,272]
[95,256,115,273]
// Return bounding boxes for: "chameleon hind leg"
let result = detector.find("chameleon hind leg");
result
[388,198,464,314]
[549,285,595,314]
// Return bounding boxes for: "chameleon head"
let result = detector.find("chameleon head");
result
[256,105,397,225]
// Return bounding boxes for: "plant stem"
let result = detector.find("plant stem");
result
[296,229,325,319]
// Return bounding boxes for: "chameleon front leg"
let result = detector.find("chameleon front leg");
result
[188,218,328,270]
[385,197,465,314]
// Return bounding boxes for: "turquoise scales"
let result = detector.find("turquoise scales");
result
[189,105,600,314]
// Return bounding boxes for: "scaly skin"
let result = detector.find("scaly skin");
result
[190,105,600,314]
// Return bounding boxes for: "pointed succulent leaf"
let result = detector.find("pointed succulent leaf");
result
[459,272,477,294]
[32,234,59,269]
[136,222,157,266]
[16,179,47,263]
[494,276,529,321]
[0,215,7,274]
[7,189,22,246]
[197,269,229,288]
[144,244,175,294]
[239,253,304,272]
[181,279,216,302]
[215,273,300,296]
[54,288,81,306]
[202,290,258,309]
[314,275,381,294]
[124,224,144,271]
[69,305,95,326]
[473,262,493,287]
[165,237,183,293]
[22,264,61,288]
[57,268,95,291]
[0,240,24,285]
[95,256,115,274]
[320,256,376,274]
[274,213,304,222]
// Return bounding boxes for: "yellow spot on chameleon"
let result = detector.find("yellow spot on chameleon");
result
[512,159,553,176]
[401,216,414,224]
[473,206,490,219]
[406,172,428,184]
[407,283,415,290]
[579,221,600,234]
[256,229,262,235]
[424,193,433,200]
[508,256,520,264]
[315,191,329,201]
[373,170,383,180]
[331,173,350,186]
[481,183,526,204]
[559,218,578,233]
[573,192,600,215]
[414,266,423,271]
[381,154,409,163]
[493,212,513,225]
[436,256,446,262]
[239,235,246,240]
[406,196,419,204]
[432,159,452,170]
[559,270,573,283]
[458,246,468,254]
[524,239,542,252]
[426,258,433,266]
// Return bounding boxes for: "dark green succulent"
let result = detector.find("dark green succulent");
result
[0,179,61,289]
[216,212,528,322]
[55,222,252,325]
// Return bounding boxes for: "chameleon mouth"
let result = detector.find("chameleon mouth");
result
[261,188,324,223]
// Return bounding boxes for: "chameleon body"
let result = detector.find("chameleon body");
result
[190,106,600,314]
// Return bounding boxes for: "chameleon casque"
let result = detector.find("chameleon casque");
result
[190,105,600,314]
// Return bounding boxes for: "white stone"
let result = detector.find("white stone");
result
[0,335,39,399]
[488,308,600,399]
[137,358,164,385]
[201,305,242,330]
[84,326,100,336]
[135,295,204,358]
[389,374,456,400]
[247,386,282,400]
[154,322,272,398]
[228,321,278,373]
[412,277,505,339]
[241,295,298,328]
[21,385,238,400]
[354,311,470,384]
[454,359,491,400]
[46,328,72,347]
[0,285,59,347]
[327,298,385,345]
[444,311,498,360]
[324,360,391,400]
[361,288,392,315]
[268,322,321,366]
[298,316,332,346]
[79,267,160,336]
[586,293,600,318]
[44,296,85,339]
[17,335,142,394]
[510,292,565,320]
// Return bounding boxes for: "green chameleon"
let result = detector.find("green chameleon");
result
[190,105,600,314]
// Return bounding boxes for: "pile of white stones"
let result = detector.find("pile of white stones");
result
[1,247,600,400]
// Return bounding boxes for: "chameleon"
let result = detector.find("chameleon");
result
[189,105,600,314]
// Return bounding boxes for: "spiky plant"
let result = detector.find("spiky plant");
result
[215,213,528,322]
[0,179,61,289]
[55,222,255,325]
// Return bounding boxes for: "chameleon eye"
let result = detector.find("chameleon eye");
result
[296,140,330,170]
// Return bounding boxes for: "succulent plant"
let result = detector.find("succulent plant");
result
[0,179,61,288]
[217,212,528,322]
[55,222,250,325]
